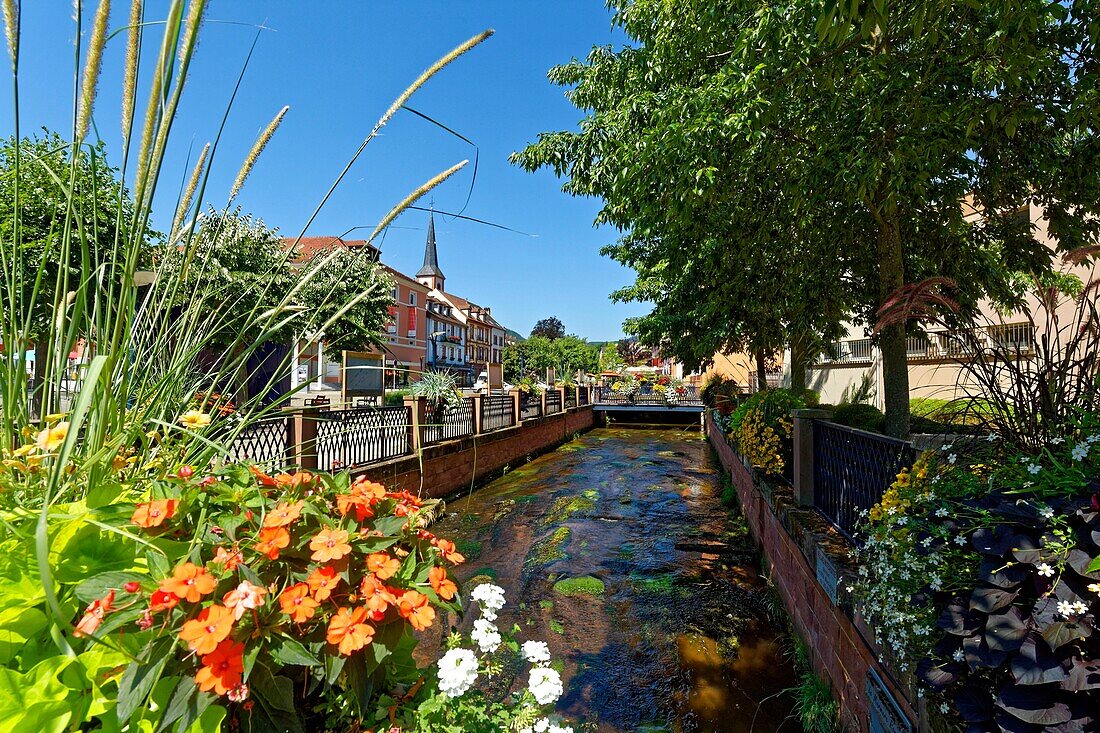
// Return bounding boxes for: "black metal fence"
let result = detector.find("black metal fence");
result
[520,393,542,420]
[228,416,290,471]
[565,389,577,408]
[813,421,915,543]
[593,385,703,406]
[545,389,563,415]
[481,394,516,432]
[578,387,589,406]
[424,398,476,444]
[316,406,412,471]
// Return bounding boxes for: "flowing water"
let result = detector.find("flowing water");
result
[429,426,800,732]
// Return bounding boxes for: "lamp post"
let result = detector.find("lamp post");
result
[427,329,447,370]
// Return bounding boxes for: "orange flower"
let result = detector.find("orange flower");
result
[179,604,234,655]
[397,590,435,631]
[255,526,290,560]
[223,581,267,620]
[366,552,400,580]
[428,566,457,601]
[326,606,375,655]
[195,639,245,695]
[307,566,340,602]
[278,583,319,623]
[149,589,179,612]
[263,501,304,528]
[213,545,243,571]
[310,528,352,563]
[387,489,423,507]
[249,465,277,487]
[131,499,178,528]
[435,539,465,565]
[73,590,114,637]
[275,470,316,489]
[159,562,216,603]
[359,575,396,621]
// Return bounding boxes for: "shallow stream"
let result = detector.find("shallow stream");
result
[429,427,800,732]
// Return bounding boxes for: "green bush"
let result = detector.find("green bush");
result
[384,388,412,406]
[830,402,885,433]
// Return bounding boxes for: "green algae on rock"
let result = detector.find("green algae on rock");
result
[552,575,605,597]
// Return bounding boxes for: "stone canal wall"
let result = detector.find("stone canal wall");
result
[352,406,596,500]
[705,411,919,733]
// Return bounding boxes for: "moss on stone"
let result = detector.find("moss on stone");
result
[455,538,483,561]
[552,575,605,597]
[540,494,596,526]
[523,526,571,574]
[549,619,565,634]
[538,600,554,610]
[632,573,678,595]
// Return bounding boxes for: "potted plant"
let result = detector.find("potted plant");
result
[411,370,463,424]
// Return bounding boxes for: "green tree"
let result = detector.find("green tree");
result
[503,334,598,381]
[515,0,1100,437]
[295,247,394,352]
[530,316,565,340]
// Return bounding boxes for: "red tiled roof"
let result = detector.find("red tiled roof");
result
[381,264,428,289]
[283,236,379,263]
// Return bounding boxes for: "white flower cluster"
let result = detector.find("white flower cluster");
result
[1072,441,1090,462]
[1056,600,1089,618]
[437,647,479,698]
[528,666,565,705]
[471,582,507,621]
[522,640,552,666]
[521,718,574,733]
[471,618,501,654]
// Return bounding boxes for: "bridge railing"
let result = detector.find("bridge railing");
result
[593,385,703,407]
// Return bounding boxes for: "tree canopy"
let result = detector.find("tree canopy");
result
[513,0,1100,436]
[503,334,598,381]
[530,316,565,340]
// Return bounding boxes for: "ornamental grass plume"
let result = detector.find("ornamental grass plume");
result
[75,0,111,142]
[120,0,140,141]
[170,141,209,238]
[2,0,16,72]
[229,105,288,201]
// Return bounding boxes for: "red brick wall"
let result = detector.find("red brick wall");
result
[354,407,595,499]
[706,412,916,732]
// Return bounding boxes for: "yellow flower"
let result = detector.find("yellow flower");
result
[13,444,36,457]
[36,422,69,452]
[179,411,211,429]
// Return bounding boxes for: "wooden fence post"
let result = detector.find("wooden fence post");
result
[792,408,833,507]
[471,394,484,434]
[509,389,522,425]
[404,396,428,450]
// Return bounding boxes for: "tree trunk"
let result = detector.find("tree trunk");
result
[754,347,768,392]
[877,216,910,438]
[789,338,809,394]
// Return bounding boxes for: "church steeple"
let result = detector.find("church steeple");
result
[415,210,445,290]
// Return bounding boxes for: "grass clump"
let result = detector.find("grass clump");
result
[552,575,605,597]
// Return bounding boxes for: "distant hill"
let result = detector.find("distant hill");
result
[506,329,525,343]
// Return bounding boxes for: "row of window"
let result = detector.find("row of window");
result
[821,323,1037,364]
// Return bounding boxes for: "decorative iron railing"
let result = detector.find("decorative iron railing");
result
[813,421,915,543]
[564,389,577,409]
[578,387,589,406]
[545,390,562,415]
[592,385,703,406]
[520,394,542,420]
[481,394,515,432]
[228,416,290,471]
[315,406,411,471]
[424,398,476,445]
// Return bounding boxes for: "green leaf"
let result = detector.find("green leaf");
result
[73,570,147,603]
[117,637,173,723]
[269,635,321,667]
[1085,554,1100,574]
[248,666,303,733]
[0,656,75,733]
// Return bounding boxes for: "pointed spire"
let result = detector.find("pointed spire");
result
[416,209,445,281]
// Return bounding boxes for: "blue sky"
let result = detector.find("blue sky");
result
[0,1,647,342]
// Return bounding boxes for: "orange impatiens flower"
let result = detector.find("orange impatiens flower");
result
[73,590,115,638]
[179,604,234,655]
[307,566,340,602]
[275,470,316,489]
[255,526,290,560]
[263,501,304,528]
[398,590,435,631]
[278,583,320,623]
[159,562,216,603]
[360,575,397,621]
[310,527,352,563]
[223,581,267,620]
[249,465,278,487]
[326,606,375,655]
[366,552,400,580]
[131,499,178,528]
[428,566,457,601]
[434,539,466,565]
[195,639,245,695]
[150,589,180,613]
[213,545,243,571]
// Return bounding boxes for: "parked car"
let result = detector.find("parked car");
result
[472,372,513,393]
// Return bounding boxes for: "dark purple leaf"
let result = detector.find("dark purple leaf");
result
[1011,534,1046,565]
[980,558,1030,589]
[993,709,1043,733]
[1064,660,1100,691]
[973,526,1015,556]
[964,633,1008,668]
[971,586,1018,614]
[956,683,994,722]
[1066,549,1100,580]
[996,683,1073,725]
[1041,621,1092,651]
[940,599,982,635]
[1010,635,1067,685]
[917,658,959,688]
[987,609,1029,652]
